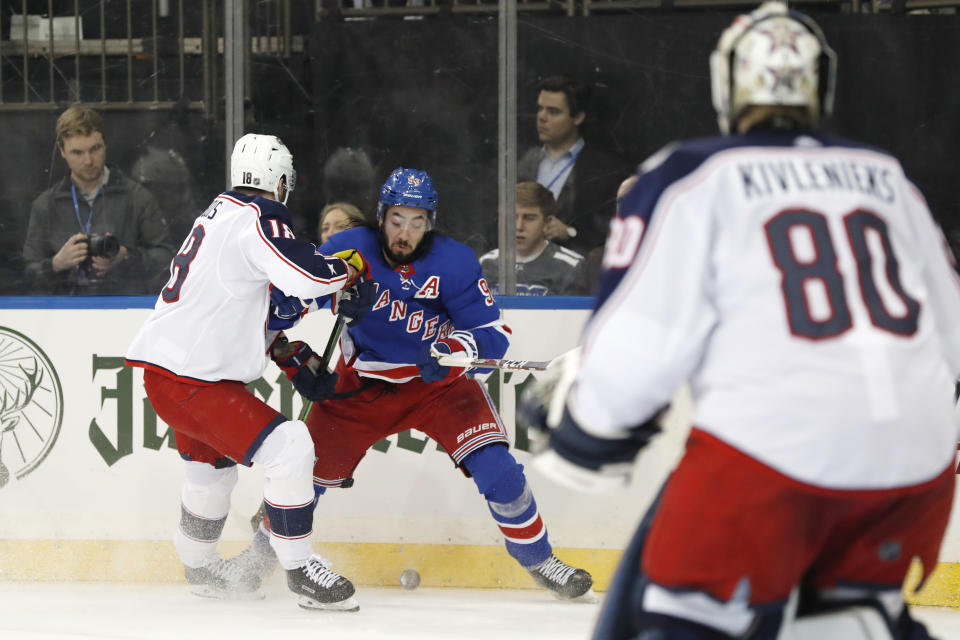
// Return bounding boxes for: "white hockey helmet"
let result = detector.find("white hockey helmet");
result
[230,133,296,204]
[709,1,836,134]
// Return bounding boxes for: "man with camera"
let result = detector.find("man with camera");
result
[22,105,176,295]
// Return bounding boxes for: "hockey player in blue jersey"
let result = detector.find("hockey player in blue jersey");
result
[242,167,595,606]
[523,3,960,639]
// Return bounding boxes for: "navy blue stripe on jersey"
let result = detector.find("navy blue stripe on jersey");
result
[242,414,287,467]
[593,145,709,309]
[220,193,350,286]
[594,129,887,309]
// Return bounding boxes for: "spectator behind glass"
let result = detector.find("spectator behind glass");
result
[22,105,176,295]
[518,75,630,257]
[479,182,587,296]
[318,202,366,245]
[131,145,199,245]
[322,147,376,220]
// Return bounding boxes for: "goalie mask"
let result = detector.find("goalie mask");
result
[230,133,297,205]
[710,1,836,135]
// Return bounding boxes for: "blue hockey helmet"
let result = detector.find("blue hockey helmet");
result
[377,167,438,226]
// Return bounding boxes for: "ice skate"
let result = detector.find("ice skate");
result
[527,554,597,602]
[287,554,359,611]
[184,557,264,600]
[234,528,279,581]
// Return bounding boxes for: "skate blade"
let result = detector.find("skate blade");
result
[188,584,266,601]
[562,587,600,604]
[296,593,360,612]
[550,587,599,603]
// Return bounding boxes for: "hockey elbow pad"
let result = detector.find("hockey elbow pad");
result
[268,286,309,330]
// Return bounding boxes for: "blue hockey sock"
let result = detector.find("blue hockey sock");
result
[463,445,552,568]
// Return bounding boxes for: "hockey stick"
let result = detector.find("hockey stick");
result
[297,315,346,421]
[251,317,346,532]
[432,346,579,372]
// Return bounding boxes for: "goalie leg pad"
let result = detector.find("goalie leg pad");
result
[463,444,552,567]
[784,606,896,640]
[251,420,317,569]
[784,586,932,640]
[175,461,238,567]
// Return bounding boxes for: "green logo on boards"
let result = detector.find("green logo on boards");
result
[0,327,64,487]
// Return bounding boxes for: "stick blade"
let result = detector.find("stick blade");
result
[435,355,551,371]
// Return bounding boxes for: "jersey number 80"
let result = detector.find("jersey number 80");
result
[765,208,920,340]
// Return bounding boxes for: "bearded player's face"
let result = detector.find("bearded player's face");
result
[381,206,429,265]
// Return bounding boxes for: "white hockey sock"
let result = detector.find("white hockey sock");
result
[175,462,238,568]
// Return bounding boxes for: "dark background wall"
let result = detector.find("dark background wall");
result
[2,11,958,293]
[309,12,960,254]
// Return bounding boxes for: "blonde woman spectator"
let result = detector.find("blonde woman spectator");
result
[318,202,366,244]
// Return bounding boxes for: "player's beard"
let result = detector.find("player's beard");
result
[379,228,435,266]
[387,239,415,262]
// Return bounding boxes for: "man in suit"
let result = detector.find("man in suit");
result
[518,75,629,257]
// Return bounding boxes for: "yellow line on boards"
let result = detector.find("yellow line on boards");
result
[0,540,955,608]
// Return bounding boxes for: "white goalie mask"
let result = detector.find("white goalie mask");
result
[230,133,297,205]
[710,1,836,135]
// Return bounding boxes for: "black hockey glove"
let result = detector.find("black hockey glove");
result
[332,279,377,325]
[548,406,662,472]
[532,405,667,493]
[271,335,338,403]
[518,385,550,439]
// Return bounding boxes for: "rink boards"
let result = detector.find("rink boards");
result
[1,297,959,606]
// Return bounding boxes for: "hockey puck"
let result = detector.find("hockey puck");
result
[400,568,420,590]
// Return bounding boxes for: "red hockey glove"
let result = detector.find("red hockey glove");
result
[417,333,478,384]
[271,335,338,402]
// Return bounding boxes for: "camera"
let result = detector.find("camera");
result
[86,233,120,259]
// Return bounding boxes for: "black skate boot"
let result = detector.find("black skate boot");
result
[184,557,264,600]
[287,554,359,611]
[527,554,597,602]
[234,527,279,581]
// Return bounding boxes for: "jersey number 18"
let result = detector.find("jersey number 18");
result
[162,226,206,303]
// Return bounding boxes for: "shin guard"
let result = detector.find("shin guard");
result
[251,420,317,569]
[464,445,552,567]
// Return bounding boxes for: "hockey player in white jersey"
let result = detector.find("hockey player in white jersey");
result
[126,134,372,610]
[525,3,960,639]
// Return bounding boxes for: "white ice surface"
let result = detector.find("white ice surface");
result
[0,580,596,640]
[0,581,959,639]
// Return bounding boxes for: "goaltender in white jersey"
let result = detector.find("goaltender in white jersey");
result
[529,4,960,639]
[583,137,960,490]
